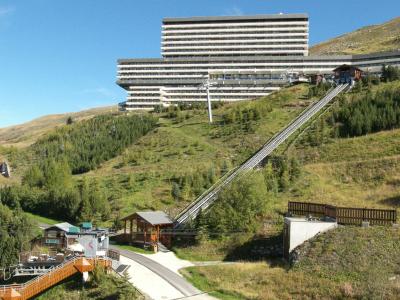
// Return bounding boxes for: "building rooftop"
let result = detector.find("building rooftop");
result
[163,13,309,24]
[122,211,173,226]
[117,50,400,64]
[80,222,93,230]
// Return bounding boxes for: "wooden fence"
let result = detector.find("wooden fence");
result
[288,201,397,226]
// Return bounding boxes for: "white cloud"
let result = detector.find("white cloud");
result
[0,6,15,17]
[224,6,244,16]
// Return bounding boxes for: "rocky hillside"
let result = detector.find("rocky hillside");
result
[310,16,400,55]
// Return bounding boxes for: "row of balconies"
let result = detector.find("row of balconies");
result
[162,33,309,40]
[162,25,308,32]
[162,42,308,48]
[162,27,308,35]
[162,21,308,29]
[162,38,308,44]
[162,47,307,52]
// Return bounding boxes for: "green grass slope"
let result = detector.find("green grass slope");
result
[80,85,310,218]
[310,16,400,55]
[182,226,400,299]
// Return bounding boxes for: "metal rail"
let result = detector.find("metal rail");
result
[174,84,349,227]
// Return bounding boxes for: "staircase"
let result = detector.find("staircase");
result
[0,257,110,300]
[174,83,349,227]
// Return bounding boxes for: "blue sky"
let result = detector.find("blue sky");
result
[0,0,399,127]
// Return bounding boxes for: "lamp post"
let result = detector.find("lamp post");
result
[200,75,217,123]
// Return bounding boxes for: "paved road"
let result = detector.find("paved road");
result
[110,246,201,297]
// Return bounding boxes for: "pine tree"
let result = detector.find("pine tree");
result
[263,162,278,194]
[171,182,181,200]
[289,158,301,182]
[79,178,92,222]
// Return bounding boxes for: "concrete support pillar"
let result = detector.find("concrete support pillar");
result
[82,271,89,282]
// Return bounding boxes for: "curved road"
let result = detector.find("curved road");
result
[110,246,201,297]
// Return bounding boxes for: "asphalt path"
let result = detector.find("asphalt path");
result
[110,245,201,297]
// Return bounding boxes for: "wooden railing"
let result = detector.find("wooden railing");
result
[288,201,397,226]
[0,257,110,300]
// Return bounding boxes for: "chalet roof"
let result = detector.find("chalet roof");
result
[122,211,173,225]
[333,64,363,72]
[46,222,80,233]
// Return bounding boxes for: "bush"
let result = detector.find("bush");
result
[199,172,269,235]
[382,65,400,82]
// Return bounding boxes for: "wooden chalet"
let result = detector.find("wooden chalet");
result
[121,211,174,249]
[43,222,80,249]
[333,64,363,84]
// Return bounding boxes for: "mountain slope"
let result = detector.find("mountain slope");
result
[310,16,400,55]
[182,226,400,299]
[0,105,117,148]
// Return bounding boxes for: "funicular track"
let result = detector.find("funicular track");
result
[174,83,349,227]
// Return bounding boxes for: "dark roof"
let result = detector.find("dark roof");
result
[333,64,363,72]
[122,211,173,225]
[163,13,308,24]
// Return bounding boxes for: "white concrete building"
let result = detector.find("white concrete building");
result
[117,14,400,110]
[161,14,309,57]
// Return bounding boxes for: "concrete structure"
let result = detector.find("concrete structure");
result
[117,13,400,110]
[283,217,338,258]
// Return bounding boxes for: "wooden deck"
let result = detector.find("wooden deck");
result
[288,201,397,225]
[0,257,110,300]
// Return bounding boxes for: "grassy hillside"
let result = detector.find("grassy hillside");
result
[182,226,400,299]
[2,81,400,225]
[0,105,117,148]
[165,80,400,262]
[79,85,310,218]
[310,16,400,55]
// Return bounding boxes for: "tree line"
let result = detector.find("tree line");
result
[0,114,158,224]
[334,86,400,137]
[32,114,157,174]
[0,203,36,268]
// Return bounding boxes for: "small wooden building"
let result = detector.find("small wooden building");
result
[43,222,80,249]
[121,211,174,249]
[41,222,109,257]
[333,64,363,84]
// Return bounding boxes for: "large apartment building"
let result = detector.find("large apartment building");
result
[117,14,400,110]
[161,14,309,57]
